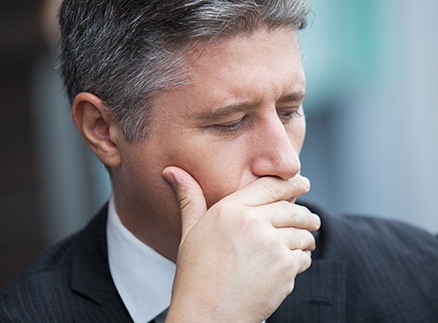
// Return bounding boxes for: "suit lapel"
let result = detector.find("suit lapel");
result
[70,204,133,321]
[268,260,346,323]
[67,202,346,322]
[268,203,348,322]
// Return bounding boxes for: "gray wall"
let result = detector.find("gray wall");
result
[300,0,438,233]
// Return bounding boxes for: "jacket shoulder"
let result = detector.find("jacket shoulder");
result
[0,205,110,321]
[0,235,76,320]
[305,202,438,321]
[316,206,437,259]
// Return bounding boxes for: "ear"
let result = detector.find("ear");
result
[72,92,122,168]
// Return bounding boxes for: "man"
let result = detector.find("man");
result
[1,0,437,322]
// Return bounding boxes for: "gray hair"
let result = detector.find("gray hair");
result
[59,0,310,141]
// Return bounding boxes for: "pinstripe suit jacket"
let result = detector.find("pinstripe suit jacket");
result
[1,203,437,322]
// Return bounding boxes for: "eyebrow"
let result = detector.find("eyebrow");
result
[277,91,307,104]
[195,101,259,122]
[195,90,307,122]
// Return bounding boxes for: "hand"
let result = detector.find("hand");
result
[163,167,320,322]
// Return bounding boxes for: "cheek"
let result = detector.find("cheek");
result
[288,119,306,154]
[169,139,251,207]
[197,170,241,207]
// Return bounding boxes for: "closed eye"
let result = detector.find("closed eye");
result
[278,108,302,123]
[213,116,248,133]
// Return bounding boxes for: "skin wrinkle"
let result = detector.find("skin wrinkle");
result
[60,3,325,319]
[105,28,306,261]
[60,0,309,142]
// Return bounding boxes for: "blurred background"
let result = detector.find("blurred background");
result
[0,0,437,288]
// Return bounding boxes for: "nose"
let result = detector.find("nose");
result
[249,116,301,180]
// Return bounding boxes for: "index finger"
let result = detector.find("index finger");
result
[224,175,310,207]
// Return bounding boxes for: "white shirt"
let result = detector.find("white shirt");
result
[107,196,267,323]
[107,196,176,323]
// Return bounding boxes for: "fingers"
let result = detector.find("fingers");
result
[282,233,314,277]
[258,202,320,231]
[227,175,310,207]
[276,227,316,251]
[162,166,207,243]
[290,249,313,275]
[162,166,318,252]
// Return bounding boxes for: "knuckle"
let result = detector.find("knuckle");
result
[211,201,229,215]
[288,205,301,223]
[302,251,312,270]
[294,229,306,248]
[291,176,310,194]
[258,229,277,248]
[234,207,265,235]
[279,200,294,214]
[178,193,192,213]
[293,229,315,250]
[210,201,235,222]
[238,208,255,227]
[290,249,312,274]
[259,177,282,200]
[285,280,296,295]
[295,205,317,228]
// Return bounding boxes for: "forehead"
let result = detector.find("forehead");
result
[186,27,302,73]
[192,29,303,91]
[151,28,305,120]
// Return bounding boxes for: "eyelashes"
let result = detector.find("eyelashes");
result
[212,108,302,134]
[213,116,248,133]
[279,109,302,121]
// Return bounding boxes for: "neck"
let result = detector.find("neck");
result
[112,188,181,262]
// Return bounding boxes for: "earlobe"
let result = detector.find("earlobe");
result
[72,93,122,168]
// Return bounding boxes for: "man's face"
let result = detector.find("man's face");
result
[113,27,306,243]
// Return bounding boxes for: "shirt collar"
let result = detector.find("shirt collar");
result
[106,195,176,323]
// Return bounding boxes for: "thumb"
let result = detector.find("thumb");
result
[162,166,207,243]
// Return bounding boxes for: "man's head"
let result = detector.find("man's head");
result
[59,0,309,141]
[60,0,309,259]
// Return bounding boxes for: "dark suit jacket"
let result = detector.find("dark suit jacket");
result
[1,203,437,322]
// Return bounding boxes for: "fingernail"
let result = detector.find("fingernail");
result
[301,176,311,190]
[312,213,321,228]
